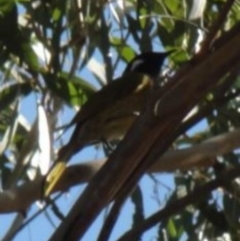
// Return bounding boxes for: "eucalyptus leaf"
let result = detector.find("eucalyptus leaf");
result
[44,72,96,107]
[0,82,32,111]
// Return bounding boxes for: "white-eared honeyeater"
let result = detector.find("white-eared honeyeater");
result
[44,51,173,195]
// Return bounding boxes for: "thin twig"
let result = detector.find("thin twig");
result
[201,0,236,52]
[97,192,128,241]
[117,165,240,241]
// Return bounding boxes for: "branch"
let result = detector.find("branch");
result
[0,128,239,213]
[49,28,240,241]
[117,165,240,241]
[201,0,236,52]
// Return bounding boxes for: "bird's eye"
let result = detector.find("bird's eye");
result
[129,58,144,72]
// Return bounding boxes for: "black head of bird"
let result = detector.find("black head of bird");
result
[123,51,173,78]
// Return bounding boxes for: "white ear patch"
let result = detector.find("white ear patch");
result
[129,58,144,71]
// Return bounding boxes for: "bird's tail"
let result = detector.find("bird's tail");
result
[44,143,84,197]
[44,161,66,197]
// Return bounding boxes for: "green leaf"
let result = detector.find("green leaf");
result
[167,218,177,238]
[109,36,123,46]
[52,7,62,22]
[44,72,96,106]
[163,0,181,13]
[117,46,136,62]
[0,0,15,15]
[138,7,147,29]
[21,42,40,71]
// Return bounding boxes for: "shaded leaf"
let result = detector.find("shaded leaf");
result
[0,82,32,111]
[21,41,41,71]
[44,72,96,106]
[0,100,19,155]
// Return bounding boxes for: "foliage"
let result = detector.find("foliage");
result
[0,0,240,241]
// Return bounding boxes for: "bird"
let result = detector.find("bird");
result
[44,51,173,195]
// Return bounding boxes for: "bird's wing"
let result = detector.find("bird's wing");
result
[69,73,153,126]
